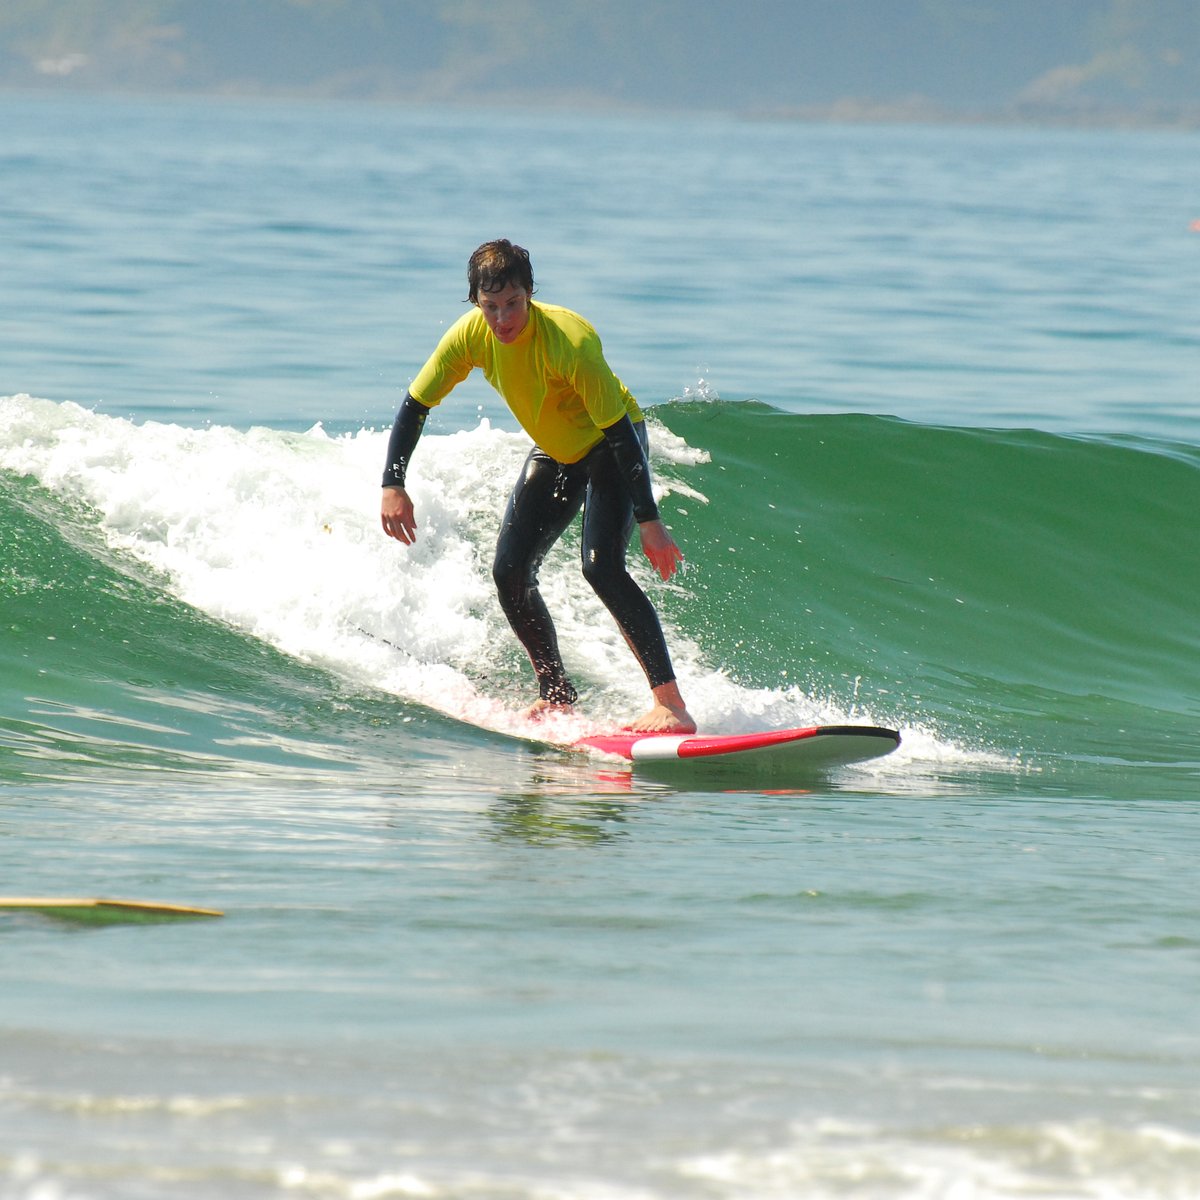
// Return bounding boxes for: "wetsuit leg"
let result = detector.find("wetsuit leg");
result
[492,447,587,704]
[579,425,677,689]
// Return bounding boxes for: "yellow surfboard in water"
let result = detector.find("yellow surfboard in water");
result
[0,897,223,924]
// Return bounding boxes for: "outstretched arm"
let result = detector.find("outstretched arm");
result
[380,392,430,544]
[601,415,684,581]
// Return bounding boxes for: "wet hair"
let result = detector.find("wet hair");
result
[467,239,535,303]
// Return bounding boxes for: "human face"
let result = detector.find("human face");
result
[475,282,531,343]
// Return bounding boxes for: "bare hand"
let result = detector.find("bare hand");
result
[639,519,684,581]
[381,487,417,544]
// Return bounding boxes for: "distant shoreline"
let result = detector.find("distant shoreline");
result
[4,84,1199,132]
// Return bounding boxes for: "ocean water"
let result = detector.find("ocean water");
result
[2,93,1200,1198]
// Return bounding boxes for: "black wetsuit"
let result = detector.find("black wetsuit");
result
[383,394,675,704]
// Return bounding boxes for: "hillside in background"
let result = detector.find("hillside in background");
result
[2,0,1198,124]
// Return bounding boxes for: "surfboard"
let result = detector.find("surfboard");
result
[573,724,900,773]
[0,897,224,924]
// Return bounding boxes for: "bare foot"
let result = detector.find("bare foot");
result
[521,698,574,721]
[627,702,697,734]
[627,681,696,734]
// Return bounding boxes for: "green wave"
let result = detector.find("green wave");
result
[0,476,435,784]
[654,402,1200,757]
[5,403,1200,784]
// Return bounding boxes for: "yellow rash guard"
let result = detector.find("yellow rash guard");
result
[408,301,645,464]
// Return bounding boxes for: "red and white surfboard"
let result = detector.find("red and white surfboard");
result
[574,724,899,770]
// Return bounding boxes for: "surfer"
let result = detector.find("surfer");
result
[380,239,696,734]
